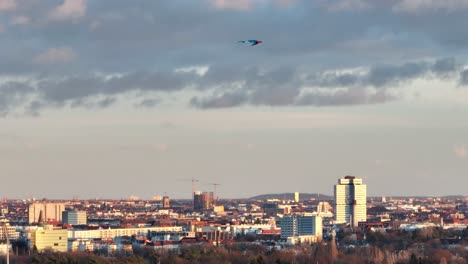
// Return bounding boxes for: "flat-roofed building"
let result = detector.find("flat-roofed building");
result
[334,175,367,227]
[280,214,322,243]
[31,226,68,253]
[62,210,87,225]
[28,203,65,224]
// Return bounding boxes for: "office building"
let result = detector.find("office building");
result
[334,175,367,227]
[280,214,322,243]
[294,192,299,203]
[62,210,87,225]
[30,226,68,253]
[28,203,65,224]
[193,191,214,211]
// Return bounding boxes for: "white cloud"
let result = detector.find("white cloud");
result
[0,0,16,11]
[454,144,466,159]
[33,47,76,65]
[393,0,468,13]
[48,0,86,22]
[210,0,294,10]
[175,66,209,76]
[326,0,371,12]
[11,15,30,25]
[210,0,254,10]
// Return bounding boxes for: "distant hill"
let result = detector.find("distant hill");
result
[368,195,466,200]
[249,193,333,201]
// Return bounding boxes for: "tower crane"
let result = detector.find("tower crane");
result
[207,183,221,205]
[176,177,200,201]
[1,223,9,264]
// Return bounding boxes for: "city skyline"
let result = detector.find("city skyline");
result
[1,1,467,199]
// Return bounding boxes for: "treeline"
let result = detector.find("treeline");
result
[1,241,467,264]
[1,227,467,264]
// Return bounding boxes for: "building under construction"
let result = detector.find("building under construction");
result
[193,191,214,211]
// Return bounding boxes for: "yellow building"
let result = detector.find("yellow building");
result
[31,226,68,253]
[213,205,224,213]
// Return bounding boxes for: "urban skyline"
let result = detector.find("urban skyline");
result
[1,1,467,262]
[1,1,467,199]
[0,174,467,263]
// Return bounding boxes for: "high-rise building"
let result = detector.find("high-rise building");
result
[28,203,66,224]
[280,214,322,242]
[334,175,367,227]
[62,210,87,225]
[294,192,299,203]
[193,191,214,211]
[162,196,170,208]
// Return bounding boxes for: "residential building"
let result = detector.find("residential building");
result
[0,223,20,241]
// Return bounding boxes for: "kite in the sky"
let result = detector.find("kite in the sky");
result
[238,40,263,46]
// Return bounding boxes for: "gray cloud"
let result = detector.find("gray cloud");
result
[366,62,428,87]
[24,100,42,117]
[37,70,199,103]
[460,69,468,86]
[0,57,465,113]
[431,57,459,76]
[297,88,398,106]
[0,81,35,115]
[307,58,460,88]
[2,0,468,77]
[137,98,160,108]
[191,91,248,109]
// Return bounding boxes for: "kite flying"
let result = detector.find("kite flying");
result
[238,39,263,46]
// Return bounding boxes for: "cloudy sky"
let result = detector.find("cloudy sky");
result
[1,0,467,199]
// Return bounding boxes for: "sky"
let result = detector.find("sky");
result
[0,0,467,199]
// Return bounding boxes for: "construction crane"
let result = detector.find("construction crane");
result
[1,224,9,264]
[207,183,221,205]
[176,177,199,201]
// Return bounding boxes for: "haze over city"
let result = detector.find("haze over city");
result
[1,0,468,199]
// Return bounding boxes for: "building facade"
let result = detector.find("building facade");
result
[193,192,214,211]
[280,214,322,242]
[62,210,87,225]
[0,223,20,241]
[31,226,68,253]
[162,196,170,208]
[294,192,299,203]
[334,175,367,227]
[28,203,66,224]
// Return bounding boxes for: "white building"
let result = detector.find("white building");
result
[0,223,20,241]
[69,226,183,240]
[334,175,367,227]
[28,203,65,224]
